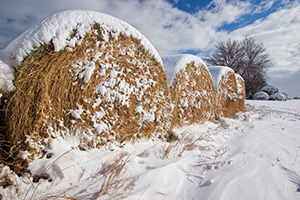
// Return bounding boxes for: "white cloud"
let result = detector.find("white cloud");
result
[268,69,300,98]
[252,0,275,13]
[0,0,251,55]
[196,0,251,28]
[229,3,300,73]
[227,1,300,97]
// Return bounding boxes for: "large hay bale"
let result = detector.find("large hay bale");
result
[1,10,172,158]
[235,74,246,112]
[163,55,216,127]
[208,66,239,118]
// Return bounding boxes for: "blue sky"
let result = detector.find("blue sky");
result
[0,0,299,97]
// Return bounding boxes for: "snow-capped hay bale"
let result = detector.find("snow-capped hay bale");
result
[235,74,246,112]
[261,85,279,95]
[253,91,269,100]
[270,93,287,101]
[208,66,239,118]
[163,55,216,127]
[1,10,172,158]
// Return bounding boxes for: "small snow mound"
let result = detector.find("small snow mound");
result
[253,91,270,100]
[261,85,279,95]
[0,10,162,68]
[269,93,287,101]
[162,54,207,84]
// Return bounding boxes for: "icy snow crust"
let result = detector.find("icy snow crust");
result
[0,10,162,67]
[162,54,207,84]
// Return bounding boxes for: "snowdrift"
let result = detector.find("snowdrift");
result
[0,10,172,160]
[163,55,216,127]
[208,66,243,118]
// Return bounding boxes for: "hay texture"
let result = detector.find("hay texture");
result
[163,55,216,127]
[208,66,239,118]
[235,74,246,112]
[1,10,172,158]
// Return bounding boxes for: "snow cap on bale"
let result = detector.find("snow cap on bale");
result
[163,54,216,127]
[235,74,246,112]
[208,66,239,118]
[1,10,172,159]
[0,10,162,68]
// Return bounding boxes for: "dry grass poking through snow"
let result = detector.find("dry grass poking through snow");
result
[170,61,217,127]
[0,150,135,200]
[2,24,172,161]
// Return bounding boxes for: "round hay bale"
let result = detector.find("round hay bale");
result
[163,55,216,127]
[261,85,279,95]
[235,74,246,112]
[253,91,269,100]
[208,66,239,118]
[269,93,287,101]
[1,10,172,158]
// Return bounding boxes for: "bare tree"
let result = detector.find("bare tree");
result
[207,37,271,97]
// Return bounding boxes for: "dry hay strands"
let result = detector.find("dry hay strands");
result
[2,17,173,161]
[1,92,30,176]
[208,66,240,119]
[235,74,246,112]
[163,55,217,128]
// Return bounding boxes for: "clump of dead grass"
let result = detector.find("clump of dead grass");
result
[1,23,173,162]
[170,61,217,128]
[37,152,135,200]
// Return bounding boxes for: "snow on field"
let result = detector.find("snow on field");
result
[1,100,300,199]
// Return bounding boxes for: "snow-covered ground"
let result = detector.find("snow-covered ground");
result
[1,100,300,200]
